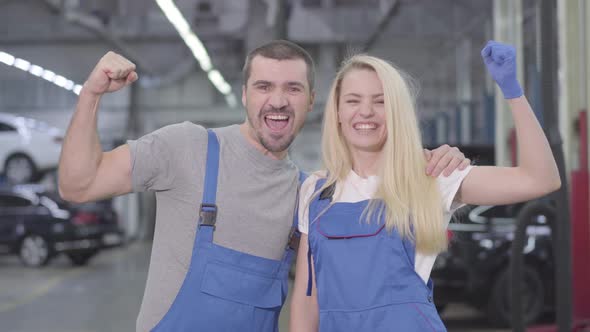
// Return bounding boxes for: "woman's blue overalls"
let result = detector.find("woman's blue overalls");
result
[152,130,303,331]
[306,179,447,332]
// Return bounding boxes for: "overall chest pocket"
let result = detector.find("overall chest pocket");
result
[311,207,398,310]
[314,206,385,239]
[200,260,284,309]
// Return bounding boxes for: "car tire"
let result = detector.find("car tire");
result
[4,153,37,184]
[19,234,52,267]
[486,265,545,327]
[67,251,98,266]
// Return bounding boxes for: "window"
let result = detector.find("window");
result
[0,194,32,207]
[0,122,16,132]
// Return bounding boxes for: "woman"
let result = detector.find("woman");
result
[289,40,561,332]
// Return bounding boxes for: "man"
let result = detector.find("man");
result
[58,40,469,331]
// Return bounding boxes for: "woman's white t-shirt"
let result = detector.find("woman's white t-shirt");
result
[298,166,474,283]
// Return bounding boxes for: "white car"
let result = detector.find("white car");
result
[0,113,63,184]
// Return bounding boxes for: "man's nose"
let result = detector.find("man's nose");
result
[268,91,288,109]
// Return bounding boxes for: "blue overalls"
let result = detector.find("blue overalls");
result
[306,179,447,332]
[152,130,302,332]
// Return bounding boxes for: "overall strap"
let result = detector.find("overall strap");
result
[286,171,308,252]
[306,178,332,296]
[198,129,220,229]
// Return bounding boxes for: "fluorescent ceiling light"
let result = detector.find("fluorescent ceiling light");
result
[156,0,190,33]
[208,70,231,94]
[183,33,212,71]
[225,94,237,108]
[42,70,56,82]
[0,50,83,95]
[14,58,31,71]
[155,0,236,108]
[63,80,75,90]
[53,75,68,88]
[0,52,15,66]
[29,65,44,77]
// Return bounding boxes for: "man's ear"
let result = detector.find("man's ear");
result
[308,90,315,113]
[241,85,246,107]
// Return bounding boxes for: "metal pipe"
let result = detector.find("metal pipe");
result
[540,0,573,330]
[362,0,399,52]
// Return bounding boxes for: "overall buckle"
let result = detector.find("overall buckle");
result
[199,203,217,228]
[287,227,301,251]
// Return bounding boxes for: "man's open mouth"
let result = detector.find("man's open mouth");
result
[264,114,290,132]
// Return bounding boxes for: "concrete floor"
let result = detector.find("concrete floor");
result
[0,241,510,332]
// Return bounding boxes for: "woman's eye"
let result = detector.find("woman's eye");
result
[375,100,384,104]
[346,100,359,104]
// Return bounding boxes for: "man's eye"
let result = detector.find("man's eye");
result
[375,100,384,104]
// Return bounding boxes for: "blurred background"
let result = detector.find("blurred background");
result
[0,0,588,331]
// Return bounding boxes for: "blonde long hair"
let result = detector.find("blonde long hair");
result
[317,55,446,254]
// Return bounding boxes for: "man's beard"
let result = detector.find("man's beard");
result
[257,131,295,153]
[249,107,298,153]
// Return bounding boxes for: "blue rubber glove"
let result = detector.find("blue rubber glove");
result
[481,40,523,99]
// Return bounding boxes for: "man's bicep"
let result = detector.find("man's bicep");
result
[84,145,133,201]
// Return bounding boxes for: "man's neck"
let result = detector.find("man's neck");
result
[239,123,287,160]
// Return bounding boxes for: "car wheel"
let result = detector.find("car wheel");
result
[19,234,51,267]
[5,154,36,184]
[487,265,545,327]
[66,251,98,266]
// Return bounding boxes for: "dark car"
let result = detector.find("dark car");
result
[0,185,124,267]
[432,203,555,327]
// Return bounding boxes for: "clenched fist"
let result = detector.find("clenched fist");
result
[83,51,138,96]
[481,41,523,99]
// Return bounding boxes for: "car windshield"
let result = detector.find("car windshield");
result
[23,118,46,129]
[24,118,62,135]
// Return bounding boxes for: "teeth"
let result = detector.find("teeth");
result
[354,123,376,130]
[266,114,289,120]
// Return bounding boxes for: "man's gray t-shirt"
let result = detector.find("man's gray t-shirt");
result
[127,122,299,332]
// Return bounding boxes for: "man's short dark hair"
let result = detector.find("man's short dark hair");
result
[242,40,315,91]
